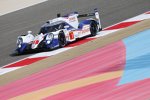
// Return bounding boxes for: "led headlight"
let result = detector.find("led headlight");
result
[18,44,21,48]
[47,40,51,44]
[46,33,54,42]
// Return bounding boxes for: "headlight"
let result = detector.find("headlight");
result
[47,40,51,44]
[18,44,21,48]
[46,33,54,41]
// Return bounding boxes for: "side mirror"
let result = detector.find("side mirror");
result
[64,25,69,29]
[57,13,61,17]
[27,30,32,34]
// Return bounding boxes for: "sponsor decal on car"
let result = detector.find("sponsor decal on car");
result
[69,32,74,40]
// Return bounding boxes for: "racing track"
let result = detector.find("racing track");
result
[0,0,150,67]
[0,20,150,99]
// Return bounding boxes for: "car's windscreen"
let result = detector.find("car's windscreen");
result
[39,23,65,34]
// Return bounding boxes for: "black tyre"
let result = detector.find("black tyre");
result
[90,21,98,36]
[99,26,102,31]
[58,31,67,47]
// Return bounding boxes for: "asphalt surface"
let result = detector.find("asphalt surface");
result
[0,0,149,67]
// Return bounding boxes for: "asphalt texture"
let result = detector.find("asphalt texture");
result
[0,0,150,67]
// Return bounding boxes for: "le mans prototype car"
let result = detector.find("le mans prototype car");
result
[15,9,102,54]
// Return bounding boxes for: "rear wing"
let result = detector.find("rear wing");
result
[57,8,102,30]
[78,9,102,30]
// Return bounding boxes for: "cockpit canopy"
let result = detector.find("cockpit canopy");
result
[39,21,66,34]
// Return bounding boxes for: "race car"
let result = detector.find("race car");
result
[15,9,102,54]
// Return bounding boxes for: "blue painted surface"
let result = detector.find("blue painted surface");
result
[46,38,59,48]
[78,20,91,29]
[119,29,150,85]
[16,43,28,53]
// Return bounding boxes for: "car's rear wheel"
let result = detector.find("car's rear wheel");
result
[90,21,98,36]
[58,31,67,48]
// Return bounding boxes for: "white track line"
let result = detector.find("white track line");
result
[29,47,73,58]
[123,13,150,22]
[0,67,20,75]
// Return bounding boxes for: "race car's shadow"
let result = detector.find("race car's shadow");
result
[10,47,59,57]
[10,50,41,57]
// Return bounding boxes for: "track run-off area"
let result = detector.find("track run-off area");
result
[0,0,149,67]
[0,0,48,16]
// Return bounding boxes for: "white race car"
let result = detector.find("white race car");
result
[15,9,102,54]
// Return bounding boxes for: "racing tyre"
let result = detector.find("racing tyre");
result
[58,31,67,48]
[90,21,98,36]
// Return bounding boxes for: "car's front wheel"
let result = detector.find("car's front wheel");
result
[58,31,67,48]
